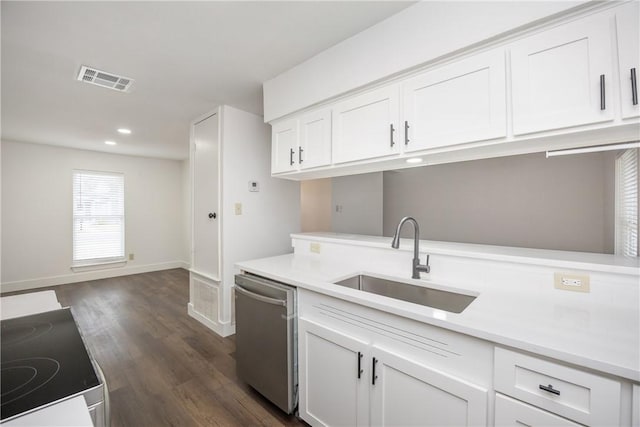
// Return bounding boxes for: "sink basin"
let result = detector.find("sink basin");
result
[333,274,476,313]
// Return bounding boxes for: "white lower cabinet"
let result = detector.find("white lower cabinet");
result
[370,346,487,426]
[300,319,369,426]
[299,318,488,427]
[494,347,622,426]
[495,394,581,427]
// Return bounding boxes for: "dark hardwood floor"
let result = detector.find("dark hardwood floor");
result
[5,269,307,427]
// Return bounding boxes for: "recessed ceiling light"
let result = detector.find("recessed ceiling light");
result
[104,141,117,146]
[406,157,423,164]
[117,128,131,134]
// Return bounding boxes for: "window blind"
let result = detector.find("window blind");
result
[72,170,125,264]
[615,148,638,257]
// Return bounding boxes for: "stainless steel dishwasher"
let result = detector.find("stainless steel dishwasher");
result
[234,273,297,414]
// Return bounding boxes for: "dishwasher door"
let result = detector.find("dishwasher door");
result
[234,274,296,414]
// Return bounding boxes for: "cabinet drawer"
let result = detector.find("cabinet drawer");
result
[494,347,621,426]
[495,393,581,426]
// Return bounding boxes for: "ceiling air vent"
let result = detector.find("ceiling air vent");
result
[77,65,134,92]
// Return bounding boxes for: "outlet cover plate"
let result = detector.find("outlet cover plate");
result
[554,272,590,292]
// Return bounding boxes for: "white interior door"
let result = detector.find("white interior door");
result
[192,113,220,278]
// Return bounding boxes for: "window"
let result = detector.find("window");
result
[73,170,125,265]
[615,148,639,257]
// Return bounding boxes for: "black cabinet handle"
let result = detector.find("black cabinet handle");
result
[289,148,295,166]
[539,384,560,396]
[390,124,395,147]
[372,357,378,385]
[299,147,304,164]
[404,121,410,145]
[600,74,606,110]
[632,68,638,106]
[208,212,217,219]
[357,352,363,379]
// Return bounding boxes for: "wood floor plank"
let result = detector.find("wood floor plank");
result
[2,269,307,427]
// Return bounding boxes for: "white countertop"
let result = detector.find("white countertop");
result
[1,290,62,320]
[2,396,93,427]
[236,234,640,383]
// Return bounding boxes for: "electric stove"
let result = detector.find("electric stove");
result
[1,308,104,422]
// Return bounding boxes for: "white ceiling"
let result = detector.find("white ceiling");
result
[1,1,413,160]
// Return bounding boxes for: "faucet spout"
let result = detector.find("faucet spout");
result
[391,216,430,279]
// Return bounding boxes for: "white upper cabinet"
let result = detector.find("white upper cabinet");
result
[298,109,332,169]
[269,3,640,179]
[616,1,639,119]
[271,108,331,175]
[510,12,614,135]
[403,49,507,152]
[271,118,298,174]
[332,84,401,164]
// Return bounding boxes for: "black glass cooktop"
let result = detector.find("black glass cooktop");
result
[1,308,100,421]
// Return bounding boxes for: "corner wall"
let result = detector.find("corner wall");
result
[1,141,188,292]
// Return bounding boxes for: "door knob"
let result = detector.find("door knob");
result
[208,212,217,219]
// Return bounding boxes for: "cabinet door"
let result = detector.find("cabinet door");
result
[332,84,400,164]
[495,394,582,427]
[616,1,640,119]
[271,118,298,174]
[510,12,614,135]
[192,113,220,278]
[403,49,506,152]
[370,346,487,427]
[299,318,369,427]
[299,109,332,169]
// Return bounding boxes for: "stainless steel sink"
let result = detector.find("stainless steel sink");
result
[333,274,476,313]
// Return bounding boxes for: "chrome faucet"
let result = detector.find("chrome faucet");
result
[391,216,430,279]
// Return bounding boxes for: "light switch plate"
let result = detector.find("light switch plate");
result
[234,203,242,215]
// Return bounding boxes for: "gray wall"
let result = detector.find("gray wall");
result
[301,179,332,232]
[383,152,615,253]
[332,173,383,235]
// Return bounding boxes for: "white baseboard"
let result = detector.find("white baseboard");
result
[188,303,235,337]
[0,261,191,294]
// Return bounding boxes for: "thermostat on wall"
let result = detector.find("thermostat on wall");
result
[249,181,260,192]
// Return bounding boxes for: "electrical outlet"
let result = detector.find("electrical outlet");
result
[310,242,321,254]
[554,272,590,292]
[128,253,134,261]
[235,203,242,215]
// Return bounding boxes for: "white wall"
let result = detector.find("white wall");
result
[181,159,191,265]
[383,152,615,253]
[332,172,383,236]
[220,106,300,294]
[1,140,187,292]
[263,0,585,121]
